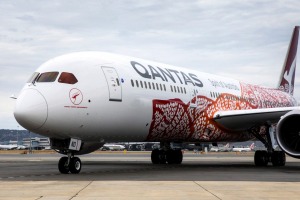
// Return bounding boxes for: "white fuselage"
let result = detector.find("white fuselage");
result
[232,147,252,152]
[0,144,26,150]
[103,144,126,151]
[14,52,296,144]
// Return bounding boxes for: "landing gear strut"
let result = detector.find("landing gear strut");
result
[54,138,83,174]
[58,152,82,174]
[151,142,183,164]
[251,125,286,167]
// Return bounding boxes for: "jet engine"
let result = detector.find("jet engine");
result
[276,110,300,158]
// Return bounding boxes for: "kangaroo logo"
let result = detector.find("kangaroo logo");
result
[278,26,299,95]
[283,58,296,94]
[69,88,83,105]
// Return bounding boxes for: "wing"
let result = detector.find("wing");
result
[213,107,300,131]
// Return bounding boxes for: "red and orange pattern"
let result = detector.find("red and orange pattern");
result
[147,82,295,142]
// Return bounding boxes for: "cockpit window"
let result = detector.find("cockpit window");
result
[27,72,40,83]
[58,72,78,84]
[36,72,59,82]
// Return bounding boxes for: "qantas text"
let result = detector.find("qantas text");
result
[131,61,203,87]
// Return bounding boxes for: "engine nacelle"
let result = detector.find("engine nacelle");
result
[276,110,300,158]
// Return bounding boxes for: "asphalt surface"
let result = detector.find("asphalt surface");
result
[0,151,299,199]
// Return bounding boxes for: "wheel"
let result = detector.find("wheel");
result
[254,150,269,166]
[173,149,183,164]
[166,150,175,164]
[58,157,69,174]
[151,149,161,164]
[158,150,167,164]
[69,157,82,174]
[271,151,286,166]
[166,149,183,164]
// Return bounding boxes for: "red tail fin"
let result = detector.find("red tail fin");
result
[278,26,299,95]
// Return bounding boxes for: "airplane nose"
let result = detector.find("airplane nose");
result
[14,89,48,130]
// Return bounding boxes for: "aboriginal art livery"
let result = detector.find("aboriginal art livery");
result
[13,26,300,174]
[131,60,296,142]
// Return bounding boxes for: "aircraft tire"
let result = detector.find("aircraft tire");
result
[69,157,82,174]
[166,149,183,164]
[173,149,183,164]
[166,150,175,164]
[271,151,286,166]
[151,149,161,164]
[58,157,69,174]
[158,150,167,164]
[254,150,269,166]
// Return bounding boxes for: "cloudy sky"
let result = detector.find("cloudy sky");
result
[1,0,300,129]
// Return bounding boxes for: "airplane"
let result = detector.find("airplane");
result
[232,143,255,152]
[13,26,300,174]
[0,144,26,150]
[18,145,27,150]
[209,146,219,152]
[210,143,231,152]
[103,144,126,151]
[0,144,18,150]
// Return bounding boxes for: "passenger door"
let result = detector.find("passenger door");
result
[189,87,197,108]
[101,66,122,102]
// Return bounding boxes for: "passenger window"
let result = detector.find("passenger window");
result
[163,84,166,91]
[152,83,155,90]
[148,82,151,89]
[27,72,40,83]
[160,84,162,91]
[170,85,173,92]
[156,83,159,90]
[131,79,134,87]
[136,80,139,87]
[58,72,78,84]
[36,72,59,82]
[140,80,143,88]
[144,81,147,89]
[174,86,177,93]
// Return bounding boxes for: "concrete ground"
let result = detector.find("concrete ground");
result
[0,151,299,200]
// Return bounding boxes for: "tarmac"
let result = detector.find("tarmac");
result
[0,151,299,200]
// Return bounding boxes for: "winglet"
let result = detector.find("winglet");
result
[278,26,300,95]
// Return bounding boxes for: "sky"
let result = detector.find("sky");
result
[0,0,300,129]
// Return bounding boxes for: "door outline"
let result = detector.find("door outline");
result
[189,87,197,108]
[101,66,122,102]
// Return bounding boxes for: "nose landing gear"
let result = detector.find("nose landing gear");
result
[53,138,83,174]
[58,152,82,174]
